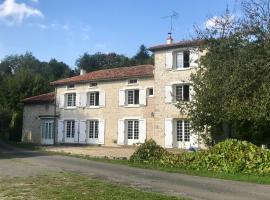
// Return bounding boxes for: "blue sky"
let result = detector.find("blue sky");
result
[0,0,240,67]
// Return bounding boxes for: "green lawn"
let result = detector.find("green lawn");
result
[0,172,186,200]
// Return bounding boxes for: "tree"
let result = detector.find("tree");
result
[178,0,270,146]
[131,45,154,65]
[75,52,131,72]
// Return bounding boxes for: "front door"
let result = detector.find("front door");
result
[41,120,54,145]
[175,120,191,149]
[88,120,99,144]
[126,120,139,145]
[65,120,75,143]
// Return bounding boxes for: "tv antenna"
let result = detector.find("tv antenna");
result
[162,11,179,37]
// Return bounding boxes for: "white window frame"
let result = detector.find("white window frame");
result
[147,87,154,97]
[174,50,190,70]
[88,120,99,139]
[88,91,100,107]
[65,120,75,139]
[89,82,98,88]
[175,120,190,142]
[127,79,138,85]
[41,120,54,140]
[126,120,139,140]
[126,89,139,105]
[66,93,76,108]
[174,84,190,102]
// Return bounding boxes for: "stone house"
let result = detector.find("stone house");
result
[22,37,204,149]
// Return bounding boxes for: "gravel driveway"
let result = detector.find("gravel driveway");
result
[1,142,270,200]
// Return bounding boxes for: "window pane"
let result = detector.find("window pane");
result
[95,92,99,106]
[89,93,95,106]
[71,121,75,138]
[89,121,94,138]
[134,120,139,139]
[94,121,99,139]
[184,51,190,68]
[134,90,139,104]
[127,91,134,104]
[127,121,133,139]
[184,121,190,141]
[176,120,183,141]
[175,85,183,101]
[183,85,190,101]
[66,121,71,138]
[176,52,183,69]
[148,88,154,96]
[67,93,76,107]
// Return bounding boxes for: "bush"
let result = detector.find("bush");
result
[130,139,167,164]
[129,139,270,175]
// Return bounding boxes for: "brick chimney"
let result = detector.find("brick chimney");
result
[166,32,173,44]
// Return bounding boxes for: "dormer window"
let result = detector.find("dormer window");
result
[175,51,190,69]
[128,79,138,84]
[67,84,75,89]
[90,82,98,87]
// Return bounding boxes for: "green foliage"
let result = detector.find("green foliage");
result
[177,0,270,145]
[76,44,153,72]
[130,139,167,164]
[130,139,270,175]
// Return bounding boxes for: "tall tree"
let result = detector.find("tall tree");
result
[178,0,270,146]
[131,45,153,65]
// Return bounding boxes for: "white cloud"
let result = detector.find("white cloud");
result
[0,0,43,25]
[205,15,235,29]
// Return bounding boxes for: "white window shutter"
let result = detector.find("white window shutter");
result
[80,93,87,107]
[75,120,79,143]
[189,85,195,101]
[117,119,125,145]
[79,120,86,143]
[100,91,106,107]
[165,51,173,70]
[190,49,199,68]
[165,85,173,103]
[57,120,64,143]
[119,89,125,106]
[98,119,105,144]
[76,93,80,107]
[139,89,146,106]
[139,119,146,143]
[165,118,173,148]
[59,94,65,108]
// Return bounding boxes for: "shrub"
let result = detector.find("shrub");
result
[129,139,270,175]
[130,139,167,164]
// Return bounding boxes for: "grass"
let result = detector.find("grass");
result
[5,141,270,185]
[0,172,186,200]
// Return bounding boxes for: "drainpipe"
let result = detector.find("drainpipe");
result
[53,87,57,145]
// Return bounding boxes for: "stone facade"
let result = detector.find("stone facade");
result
[22,103,55,143]
[22,40,206,149]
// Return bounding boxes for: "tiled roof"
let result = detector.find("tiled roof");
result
[149,40,204,51]
[51,65,154,86]
[22,92,55,104]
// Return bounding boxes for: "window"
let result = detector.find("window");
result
[66,93,76,107]
[42,121,53,139]
[175,51,190,69]
[127,120,139,140]
[89,120,99,139]
[176,120,190,142]
[128,79,138,84]
[88,92,99,106]
[66,120,75,138]
[127,89,139,105]
[67,84,75,89]
[90,82,98,87]
[147,88,154,97]
[175,85,190,101]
